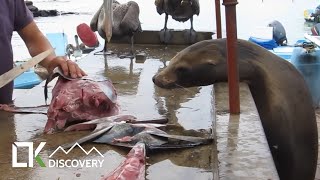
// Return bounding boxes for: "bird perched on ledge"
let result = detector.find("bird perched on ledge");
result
[155,0,200,44]
[91,0,142,58]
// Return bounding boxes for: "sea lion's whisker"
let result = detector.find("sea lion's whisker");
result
[174,83,196,93]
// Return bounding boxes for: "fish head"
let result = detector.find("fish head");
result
[81,79,119,114]
[45,77,120,133]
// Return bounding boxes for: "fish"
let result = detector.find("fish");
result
[61,115,139,149]
[44,67,109,103]
[61,115,212,150]
[44,67,120,134]
[0,104,48,114]
[101,142,146,180]
[94,123,212,149]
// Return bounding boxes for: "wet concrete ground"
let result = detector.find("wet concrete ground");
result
[4,44,320,180]
[0,44,214,180]
[214,83,278,179]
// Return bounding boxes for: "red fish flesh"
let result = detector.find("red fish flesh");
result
[44,77,120,134]
[101,142,146,180]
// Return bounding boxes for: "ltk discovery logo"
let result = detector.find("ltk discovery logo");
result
[12,142,104,168]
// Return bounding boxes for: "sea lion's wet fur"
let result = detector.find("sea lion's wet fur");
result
[153,39,318,180]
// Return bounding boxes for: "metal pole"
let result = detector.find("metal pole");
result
[215,0,222,38]
[222,0,240,114]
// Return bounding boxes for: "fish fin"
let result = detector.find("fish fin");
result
[149,143,198,150]
[61,124,114,149]
[148,132,213,144]
[64,123,97,132]
[132,117,168,124]
[44,73,58,103]
[44,78,49,103]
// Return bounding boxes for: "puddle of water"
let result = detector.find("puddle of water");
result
[147,159,212,180]
[2,44,214,180]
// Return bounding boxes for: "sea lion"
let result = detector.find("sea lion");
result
[152,38,318,180]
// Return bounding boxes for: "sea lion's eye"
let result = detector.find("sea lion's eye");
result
[176,67,190,74]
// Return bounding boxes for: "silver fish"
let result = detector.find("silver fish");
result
[60,115,211,150]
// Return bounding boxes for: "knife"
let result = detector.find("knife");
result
[0,49,54,89]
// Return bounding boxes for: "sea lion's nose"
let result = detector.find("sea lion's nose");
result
[152,75,163,86]
[152,75,156,84]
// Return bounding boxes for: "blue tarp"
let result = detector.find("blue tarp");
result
[249,36,278,50]
[46,33,68,56]
[14,70,41,89]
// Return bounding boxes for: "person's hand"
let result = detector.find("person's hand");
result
[47,56,87,78]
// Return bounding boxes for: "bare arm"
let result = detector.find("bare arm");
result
[18,21,55,69]
[17,21,86,78]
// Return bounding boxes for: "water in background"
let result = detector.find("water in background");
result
[11,0,320,60]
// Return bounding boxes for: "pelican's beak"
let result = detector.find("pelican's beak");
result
[104,0,113,42]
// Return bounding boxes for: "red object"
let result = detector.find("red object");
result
[44,77,120,134]
[223,0,240,114]
[102,142,146,180]
[215,0,222,38]
[76,23,99,47]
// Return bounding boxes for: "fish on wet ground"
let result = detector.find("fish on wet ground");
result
[101,142,146,180]
[44,67,120,134]
[0,104,48,114]
[61,114,212,150]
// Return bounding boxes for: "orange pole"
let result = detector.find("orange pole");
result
[215,0,222,38]
[222,0,240,114]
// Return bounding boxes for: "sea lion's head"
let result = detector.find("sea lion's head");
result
[153,40,228,89]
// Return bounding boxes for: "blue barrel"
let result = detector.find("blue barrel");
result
[290,47,320,107]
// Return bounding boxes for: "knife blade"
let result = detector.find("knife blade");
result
[0,49,54,89]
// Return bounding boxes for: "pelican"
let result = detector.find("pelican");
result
[155,0,200,44]
[89,0,112,55]
[91,0,142,58]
